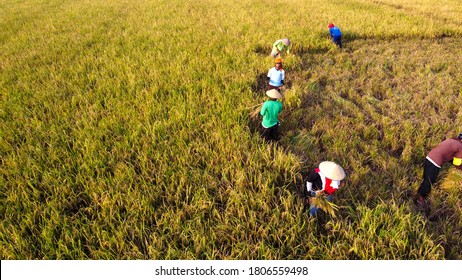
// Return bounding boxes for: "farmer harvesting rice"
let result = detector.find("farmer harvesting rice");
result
[267,58,285,91]
[270,38,291,57]
[260,89,283,142]
[303,161,346,217]
[414,132,462,213]
[328,23,342,48]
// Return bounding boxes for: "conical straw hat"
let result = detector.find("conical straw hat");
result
[319,161,345,180]
[282,38,291,46]
[266,89,282,99]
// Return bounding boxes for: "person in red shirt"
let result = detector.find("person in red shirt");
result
[303,161,346,217]
[414,132,462,212]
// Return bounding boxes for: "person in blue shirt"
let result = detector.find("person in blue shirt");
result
[328,23,342,48]
[260,89,283,142]
[266,58,285,91]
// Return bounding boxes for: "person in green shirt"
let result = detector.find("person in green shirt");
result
[260,89,283,142]
[270,38,291,58]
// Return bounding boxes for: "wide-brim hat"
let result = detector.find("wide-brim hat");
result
[319,161,345,180]
[282,38,291,46]
[266,89,282,99]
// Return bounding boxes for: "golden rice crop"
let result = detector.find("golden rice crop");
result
[1,0,461,259]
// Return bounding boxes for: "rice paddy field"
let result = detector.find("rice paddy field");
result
[1,0,461,259]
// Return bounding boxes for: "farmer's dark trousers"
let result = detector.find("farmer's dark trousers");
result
[262,124,279,142]
[268,84,281,91]
[417,158,440,198]
[332,36,342,48]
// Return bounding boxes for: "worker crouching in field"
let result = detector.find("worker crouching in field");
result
[303,161,346,217]
[260,89,283,142]
[270,38,291,58]
[267,58,285,91]
[328,23,342,48]
[414,133,462,213]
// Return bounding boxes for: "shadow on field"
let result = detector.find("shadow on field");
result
[247,72,269,137]
[251,72,269,95]
[293,44,330,56]
[254,44,269,56]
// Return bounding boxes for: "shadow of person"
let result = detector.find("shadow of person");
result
[253,44,268,56]
[251,72,269,95]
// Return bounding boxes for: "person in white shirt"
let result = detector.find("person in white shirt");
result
[267,58,285,91]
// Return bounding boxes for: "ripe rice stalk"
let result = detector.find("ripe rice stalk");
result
[440,169,462,193]
[249,105,262,120]
[2,0,462,260]
[310,195,339,218]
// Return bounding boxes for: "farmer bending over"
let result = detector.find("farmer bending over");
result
[328,23,342,48]
[271,38,291,58]
[414,132,462,214]
[303,161,346,217]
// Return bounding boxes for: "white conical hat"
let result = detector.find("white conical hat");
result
[319,161,345,180]
[266,89,282,99]
[282,38,291,46]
